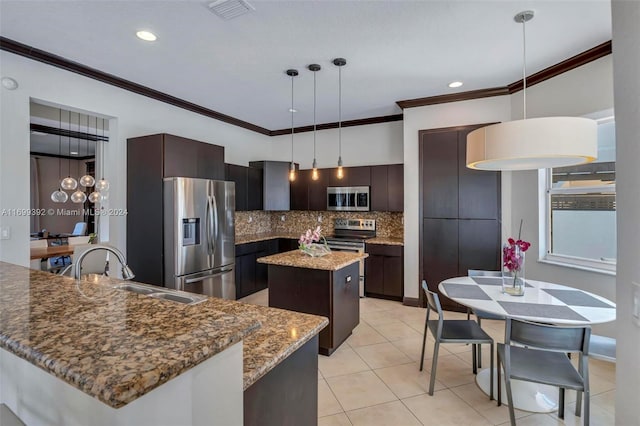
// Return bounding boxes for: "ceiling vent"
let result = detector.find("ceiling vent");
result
[207,0,255,20]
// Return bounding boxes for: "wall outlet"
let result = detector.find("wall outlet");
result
[0,226,10,240]
[248,216,253,223]
[280,215,285,222]
[317,215,322,223]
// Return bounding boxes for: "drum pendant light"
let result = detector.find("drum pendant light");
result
[333,58,346,179]
[286,69,299,182]
[466,11,597,170]
[51,109,69,203]
[309,64,321,181]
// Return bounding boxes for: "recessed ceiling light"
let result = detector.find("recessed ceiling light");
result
[448,81,463,88]
[70,151,79,155]
[136,30,157,42]
[289,108,297,113]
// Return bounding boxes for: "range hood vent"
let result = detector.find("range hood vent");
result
[207,0,255,20]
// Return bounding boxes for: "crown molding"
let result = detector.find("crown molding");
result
[2,36,612,135]
[397,40,612,109]
[0,36,272,136]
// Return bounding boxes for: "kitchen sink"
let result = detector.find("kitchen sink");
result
[148,292,207,305]
[112,283,208,305]
[114,283,159,295]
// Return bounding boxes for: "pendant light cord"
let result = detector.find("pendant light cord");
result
[522,17,527,120]
[58,110,62,187]
[313,68,317,161]
[338,64,342,159]
[291,74,294,164]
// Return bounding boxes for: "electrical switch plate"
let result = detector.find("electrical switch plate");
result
[633,281,640,327]
[248,216,253,223]
[0,226,10,240]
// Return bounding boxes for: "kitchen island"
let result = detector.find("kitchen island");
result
[0,262,327,426]
[257,250,367,355]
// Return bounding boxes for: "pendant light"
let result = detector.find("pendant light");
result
[466,11,597,170]
[60,111,78,191]
[71,113,88,203]
[309,64,321,181]
[286,69,298,182]
[79,114,96,188]
[51,108,68,203]
[333,58,346,179]
[94,117,110,192]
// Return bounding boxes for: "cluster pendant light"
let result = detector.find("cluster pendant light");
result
[286,69,299,182]
[50,111,108,203]
[333,58,346,179]
[94,117,110,194]
[309,64,321,181]
[466,11,597,170]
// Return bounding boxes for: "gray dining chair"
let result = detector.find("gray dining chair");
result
[419,280,494,399]
[497,318,591,425]
[467,269,505,368]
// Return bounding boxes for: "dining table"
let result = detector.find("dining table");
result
[30,245,77,261]
[439,275,616,413]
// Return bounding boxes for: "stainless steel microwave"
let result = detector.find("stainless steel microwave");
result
[327,186,370,211]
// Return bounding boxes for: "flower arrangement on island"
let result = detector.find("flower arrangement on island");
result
[299,226,331,257]
[503,220,531,294]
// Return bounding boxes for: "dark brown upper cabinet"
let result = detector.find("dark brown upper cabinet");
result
[348,166,371,187]
[225,163,264,212]
[290,169,310,211]
[371,164,404,212]
[308,169,328,211]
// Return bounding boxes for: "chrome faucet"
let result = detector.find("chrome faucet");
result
[73,245,135,280]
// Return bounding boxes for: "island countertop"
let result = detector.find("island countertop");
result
[257,250,368,271]
[0,261,327,408]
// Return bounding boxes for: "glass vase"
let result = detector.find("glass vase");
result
[502,245,525,296]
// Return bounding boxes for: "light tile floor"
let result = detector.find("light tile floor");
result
[240,290,616,426]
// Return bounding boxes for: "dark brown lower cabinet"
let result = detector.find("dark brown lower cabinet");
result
[364,244,404,301]
[235,240,278,299]
[268,262,359,355]
[244,335,318,426]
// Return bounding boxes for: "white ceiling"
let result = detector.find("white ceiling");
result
[0,1,612,131]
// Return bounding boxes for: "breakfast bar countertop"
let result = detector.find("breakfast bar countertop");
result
[257,250,368,271]
[0,261,327,407]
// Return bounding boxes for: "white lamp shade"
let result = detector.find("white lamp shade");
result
[466,117,598,170]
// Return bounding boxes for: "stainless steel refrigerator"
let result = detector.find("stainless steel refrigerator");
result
[163,177,235,299]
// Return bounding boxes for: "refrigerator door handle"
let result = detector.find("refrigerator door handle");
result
[206,195,215,255]
[212,194,219,255]
[185,270,230,284]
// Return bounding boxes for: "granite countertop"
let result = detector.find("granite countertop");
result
[366,236,404,246]
[236,232,301,245]
[210,300,328,389]
[257,250,368,271]
[0,261,327,407]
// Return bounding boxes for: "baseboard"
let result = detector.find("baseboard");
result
[402,296,420,307]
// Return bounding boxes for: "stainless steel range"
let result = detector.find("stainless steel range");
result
[325,218,376,297]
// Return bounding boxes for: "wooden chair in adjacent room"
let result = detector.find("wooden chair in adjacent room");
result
[497,318,591,425]
[419,280,494,399]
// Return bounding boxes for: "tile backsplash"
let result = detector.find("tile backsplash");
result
[235,210,403,238]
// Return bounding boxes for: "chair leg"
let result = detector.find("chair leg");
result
[489,342,494,401]
[497,351,502,406]
[429,340,440,396]
[504,368,516,425]
[472,344,477,374]
[558,388,565,420]
[583,388,590,426]
[576,388,583,417]
[477,317,483,369]
[420,314,428,371]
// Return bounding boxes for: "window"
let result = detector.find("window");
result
[540,114,616,274]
